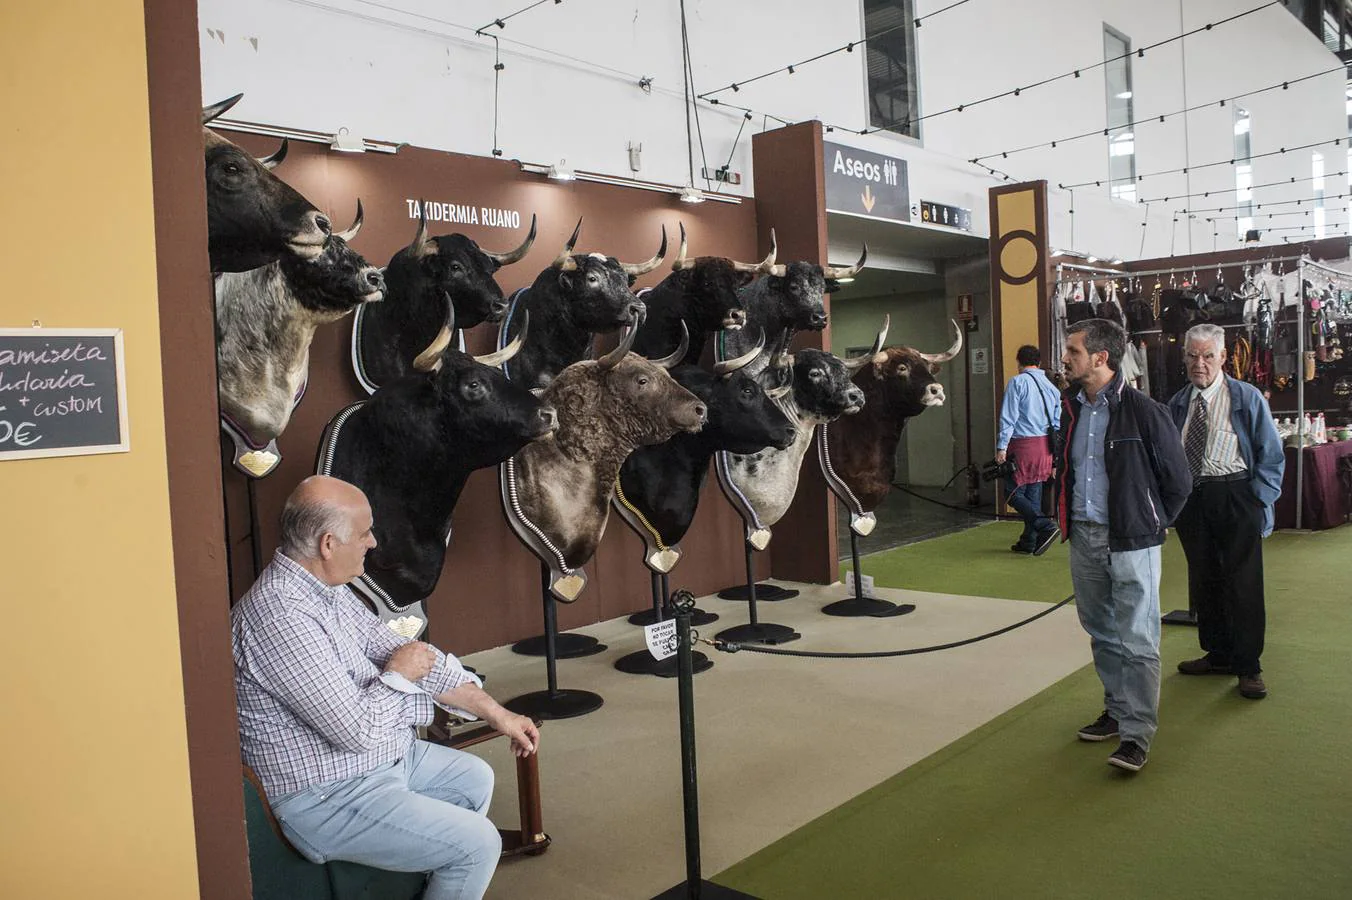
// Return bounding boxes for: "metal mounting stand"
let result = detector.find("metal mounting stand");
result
[822,526,914,618]
[504,564,605,720]
[511,574,608,657]
[616,572,714,677]
[652,592,760,900]
[714,544,799,646]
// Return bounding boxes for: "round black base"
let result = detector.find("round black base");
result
[822,597,916,618]
[716,583,800,602]
[510,633,608,658]
[653,880,760,899]
[627,607,720,627]
[614,648,714,677]
[1162,609,1199,626]
[714,621,800,645]
[502,688,604,720]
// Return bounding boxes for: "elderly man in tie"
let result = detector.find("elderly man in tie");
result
[1167,324,1285,700]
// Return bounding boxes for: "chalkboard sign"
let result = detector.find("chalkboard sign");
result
[0,328,129,461]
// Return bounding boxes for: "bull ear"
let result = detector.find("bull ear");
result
[597,321,640,370]
[473,313,529,367]
[823,243,868,280]
[202,93,243,124]
[917,319,963,365]
[620,224,668,276]
[552,217,583,271]
[412,292,456,372]
[410,200,434,257]
[333,199,364,242]
[712,328,766,377]
[647,321,688,370]
[485,213,537,266]
[256,138,288,169]
[843,314,889,372]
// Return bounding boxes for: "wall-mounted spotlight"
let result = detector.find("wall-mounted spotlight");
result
[330,127,365,153]
[678,186,706,204]
[548,159,576,181]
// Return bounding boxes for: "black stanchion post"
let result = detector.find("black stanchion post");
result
[616,571,713,677]
[653,591,758,900]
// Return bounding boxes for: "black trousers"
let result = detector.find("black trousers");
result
[1174,479,1267,675]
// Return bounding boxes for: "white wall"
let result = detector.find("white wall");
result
[198,0,1346,256]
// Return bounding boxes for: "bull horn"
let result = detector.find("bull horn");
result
[824,243,868,280]
[648,321,689,370]
[333,199,364,242]
[918,319,964,365]
[486,213,537,266]
[412,293,456,373]
[474,313,529,367]
[552,217,583,272]
[620,224,668,277]
[202,93,243,124]
[410,200,434,257]
[597,321,640,370]
[733,227,780,274]
[257,138,289,170]
[671,222,695,271]
[712,328,766,377]
[844,314,889,371]
[766,384,792,400]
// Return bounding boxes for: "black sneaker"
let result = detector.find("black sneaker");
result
[1107,740,1148,772]
[1077,711,1119,742]
[1010,543,1033,554]
[1032,526,1060,556]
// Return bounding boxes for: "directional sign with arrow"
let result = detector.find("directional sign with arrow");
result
[823,140,909,223]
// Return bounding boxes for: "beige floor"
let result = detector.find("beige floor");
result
[461,581,1089,900]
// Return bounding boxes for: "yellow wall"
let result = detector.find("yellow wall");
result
[0,3,200,898]
[994,189,1043,384]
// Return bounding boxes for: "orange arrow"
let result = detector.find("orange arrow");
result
[861,184,876,213]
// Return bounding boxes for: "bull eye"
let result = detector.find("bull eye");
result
[809,368,824,381]
[449,262,463,273]
[637,376,649,387]
[222,162,242,175]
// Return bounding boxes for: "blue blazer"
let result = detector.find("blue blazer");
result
[1167,377,1286,537]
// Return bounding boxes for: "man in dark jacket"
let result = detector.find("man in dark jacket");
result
[1058,319,1192,773]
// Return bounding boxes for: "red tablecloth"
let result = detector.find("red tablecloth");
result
[1273,441,1352,530]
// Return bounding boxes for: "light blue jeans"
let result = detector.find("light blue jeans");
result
[1069,522,1162,751]
[271,740,501,900]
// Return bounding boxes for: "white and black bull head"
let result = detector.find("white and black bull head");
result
[717,336,871,547]
[202,94,330,273]
[722,229,866,359]
[318,300,556,614]
[351,202,538,393]
[216,203,381,476]
[502,218,666,388]
[631,222,777,365]
[501,323,707,601]
[614,331,795,573]
[824,319,964,514]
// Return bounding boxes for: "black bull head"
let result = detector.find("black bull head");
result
[202,95,331,273]
[321,306,557,607]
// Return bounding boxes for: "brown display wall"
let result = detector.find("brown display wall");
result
[219,131,767,653]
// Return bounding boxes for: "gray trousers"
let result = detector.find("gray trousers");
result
[1069,522,1162,751]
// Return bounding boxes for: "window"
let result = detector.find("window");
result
[864,0,920,139]
[1235,107,1254,240]
[1103,26,1136,202]
[1313,151,1326,239]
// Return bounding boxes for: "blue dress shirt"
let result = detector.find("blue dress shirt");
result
[997,367,1061,449]
[1070,388,1110,525]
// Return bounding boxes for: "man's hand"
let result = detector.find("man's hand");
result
[385,641,437,681]
[995,449,1007,464]
[487,709,540,758]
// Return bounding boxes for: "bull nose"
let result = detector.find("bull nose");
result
[845,388,865,407]
[692,403,708,423]
[491,300,510,316]
[809,312,828,328]
[365,269,385,289]
[310,212,331,236]
[536,406,559,433]
[627,301,645,320]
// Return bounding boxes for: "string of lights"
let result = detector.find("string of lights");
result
[1173,176,1350,213]
[916,0,974,27]
[1202,199,1350,222]
[475,0,562,36]
[1140,170,1347,205]
[971,64,1343,164]
[1060,133,1345,190]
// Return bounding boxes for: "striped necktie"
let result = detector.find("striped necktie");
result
[1185,394,1208,477]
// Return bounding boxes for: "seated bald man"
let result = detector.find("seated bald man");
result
[232,475,539,900]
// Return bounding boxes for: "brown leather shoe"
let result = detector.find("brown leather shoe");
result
[1238,674,1268,699]
[1177,656,1233,676]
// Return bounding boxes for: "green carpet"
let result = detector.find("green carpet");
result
[730,528,1352,899]
[848,521,1183,606]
